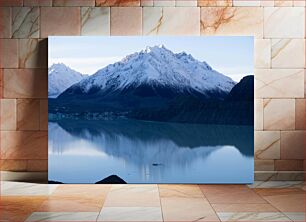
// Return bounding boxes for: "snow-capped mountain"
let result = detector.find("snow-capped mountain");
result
[65,45,235,98]
[48,63,87,98]
[49,45,253,125]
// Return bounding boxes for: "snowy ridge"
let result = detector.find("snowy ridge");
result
[48,63,87,98]
[76,45,236,96]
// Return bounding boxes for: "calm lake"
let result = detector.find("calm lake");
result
[48,119,254,184]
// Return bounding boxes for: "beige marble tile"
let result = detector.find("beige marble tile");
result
[274,0,293,6]
[40,99,48,130]
[264,7,305,38]
[283,212,305,222]
[27,159,48,172]
[3,69,47,98]
[254,39,271,68]
[256,188,305,197]
[217,212,291,221]
[3,171,48,182]
[12,7,39,38]
[52,184,111,199]
[96,0,140,6]
[0,7,11,38]
[254,171,304,181]
[257,188,305,212]
[26,212,99,222]
[0,159,27,171]
[263,99,295,130]
[212,203,278,212]
[103,185,160,207]
[110,7,142,35]
[275,160,304,171]
[255,69,304,98]
[143,7,200,35]
[254,160,275,171]
[200,7,263,37]
[255,99,263,130]
[304,70,306,98]
[153,0,176,6]
[260,0,274,6]
[293,0,305,6]
[159,184,204,198]
[141,0,154,6]
[98,207,162,221]
[53,0,95,6]
[40,7,80,38]
[272,39,305,68]
[0,0,23,6]
[200,185,266,204]
[0,39,18,68]
[38,196,104,212]
[1,181,58,196]
[295,99,305,130]
[0,69,2,98]
[233,0,261,6]
[81,7,110,36]
[198,0,232,6]
[255,131,280,160]
[249,181,304,188]
[17,99,40,130]
[280,131,304,160]
[0,196,47,221]
[23,0,52,6]
[1,131,47,159]
[0,99,16,130]
[19,39,47,68]
[176,0,197,6]
[161,197,219,221]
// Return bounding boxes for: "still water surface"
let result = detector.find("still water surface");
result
[48,119,253,184]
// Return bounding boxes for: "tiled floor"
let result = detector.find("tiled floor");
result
[0,181,305,222]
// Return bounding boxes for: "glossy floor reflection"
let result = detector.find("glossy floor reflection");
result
[0,181,305,221]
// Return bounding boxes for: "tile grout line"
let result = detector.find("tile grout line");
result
[197,185,223,222]
[256,193,284,213]
[95,184,112,221]
[199,185,295,221]
[252,189,295,221]
[157,184,165,222]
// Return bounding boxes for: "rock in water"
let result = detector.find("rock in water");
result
[48,180,64,184]
[95,175,127,184]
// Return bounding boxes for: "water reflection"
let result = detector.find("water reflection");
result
[48,119,253,183]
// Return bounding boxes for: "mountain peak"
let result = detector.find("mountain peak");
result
[50,62,68,69]
[48,63,86,98]
[71,45,236,97]
[49,63,75,74]
[142,44,167,53]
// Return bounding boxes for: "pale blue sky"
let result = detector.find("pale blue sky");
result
[48,36,253,82]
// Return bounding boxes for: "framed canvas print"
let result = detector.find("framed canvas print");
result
[48,36,254,184]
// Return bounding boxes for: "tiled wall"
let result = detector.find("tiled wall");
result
[0,0,305,181]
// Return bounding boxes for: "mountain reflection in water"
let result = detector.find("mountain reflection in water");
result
[48,119,253,184]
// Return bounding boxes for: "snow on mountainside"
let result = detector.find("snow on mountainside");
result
[74,45,236,97]
[49,46,254,125]
[48,63,87,98]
